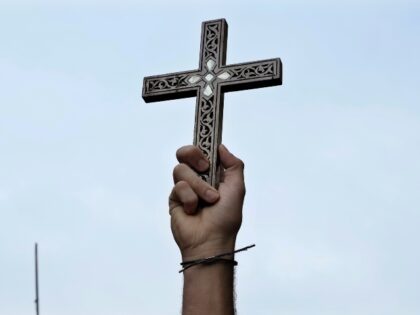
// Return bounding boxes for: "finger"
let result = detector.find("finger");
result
[173,163,219,203]
[219,144,245,185]
[168,180,199,215]
[176,145,209,172]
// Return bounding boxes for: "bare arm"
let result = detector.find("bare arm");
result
[169,144,245,315]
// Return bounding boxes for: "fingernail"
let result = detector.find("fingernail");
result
[205,189,219,201]
[198,158,209,170]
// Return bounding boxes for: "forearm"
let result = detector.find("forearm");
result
[182,262,235,315]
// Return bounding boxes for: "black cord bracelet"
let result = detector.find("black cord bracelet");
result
[179,244,255,273]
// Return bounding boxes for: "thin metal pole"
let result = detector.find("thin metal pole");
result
[35,243,40,315]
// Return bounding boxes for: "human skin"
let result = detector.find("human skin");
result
[169,144,246,315]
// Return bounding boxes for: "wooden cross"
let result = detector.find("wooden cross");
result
[142,18,282,188]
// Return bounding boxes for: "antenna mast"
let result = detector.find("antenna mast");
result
[34,243,40,315]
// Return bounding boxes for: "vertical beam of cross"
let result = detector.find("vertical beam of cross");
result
[143,19,282,187]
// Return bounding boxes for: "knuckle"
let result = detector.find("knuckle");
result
[175,180,189,190]
[173,163,187,180]
[175,146,187,160]
[236,158,245,170]
[184,193,198,207]
[176,145,195,161]
[168,189,179,212]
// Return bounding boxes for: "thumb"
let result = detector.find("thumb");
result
[219,144,245,185]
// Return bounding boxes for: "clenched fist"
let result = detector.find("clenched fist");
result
[169,144,245,260]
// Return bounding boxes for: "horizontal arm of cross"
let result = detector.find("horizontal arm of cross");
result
[219,58,282,93]
[142,70,201,103]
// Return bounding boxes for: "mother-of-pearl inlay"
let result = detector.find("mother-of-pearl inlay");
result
[188,75,201,84]
[205,73,214,82]
[187,59,232,97]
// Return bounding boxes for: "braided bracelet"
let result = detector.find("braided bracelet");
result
[179,244,255,273]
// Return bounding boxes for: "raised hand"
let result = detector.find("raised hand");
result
[169,144,245,260]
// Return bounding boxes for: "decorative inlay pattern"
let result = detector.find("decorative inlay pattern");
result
[229,62,276,80]
[145,73,190,94]
[203,24,220,61]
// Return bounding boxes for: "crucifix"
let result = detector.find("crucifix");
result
[142,18,282,188]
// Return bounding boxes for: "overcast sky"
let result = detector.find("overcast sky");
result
[1,1,419,314]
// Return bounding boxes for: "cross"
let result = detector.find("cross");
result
[142,18,282,188]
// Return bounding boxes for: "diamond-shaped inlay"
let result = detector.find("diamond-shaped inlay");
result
[205,73,214,82]
[188,75,201,84]
[203,85,213,97]
[217,72,231,80]
[206,59,216,71]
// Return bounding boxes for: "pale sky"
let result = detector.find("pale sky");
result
[1,1,419,314]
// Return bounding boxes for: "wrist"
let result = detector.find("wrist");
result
[181,236,236,261]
